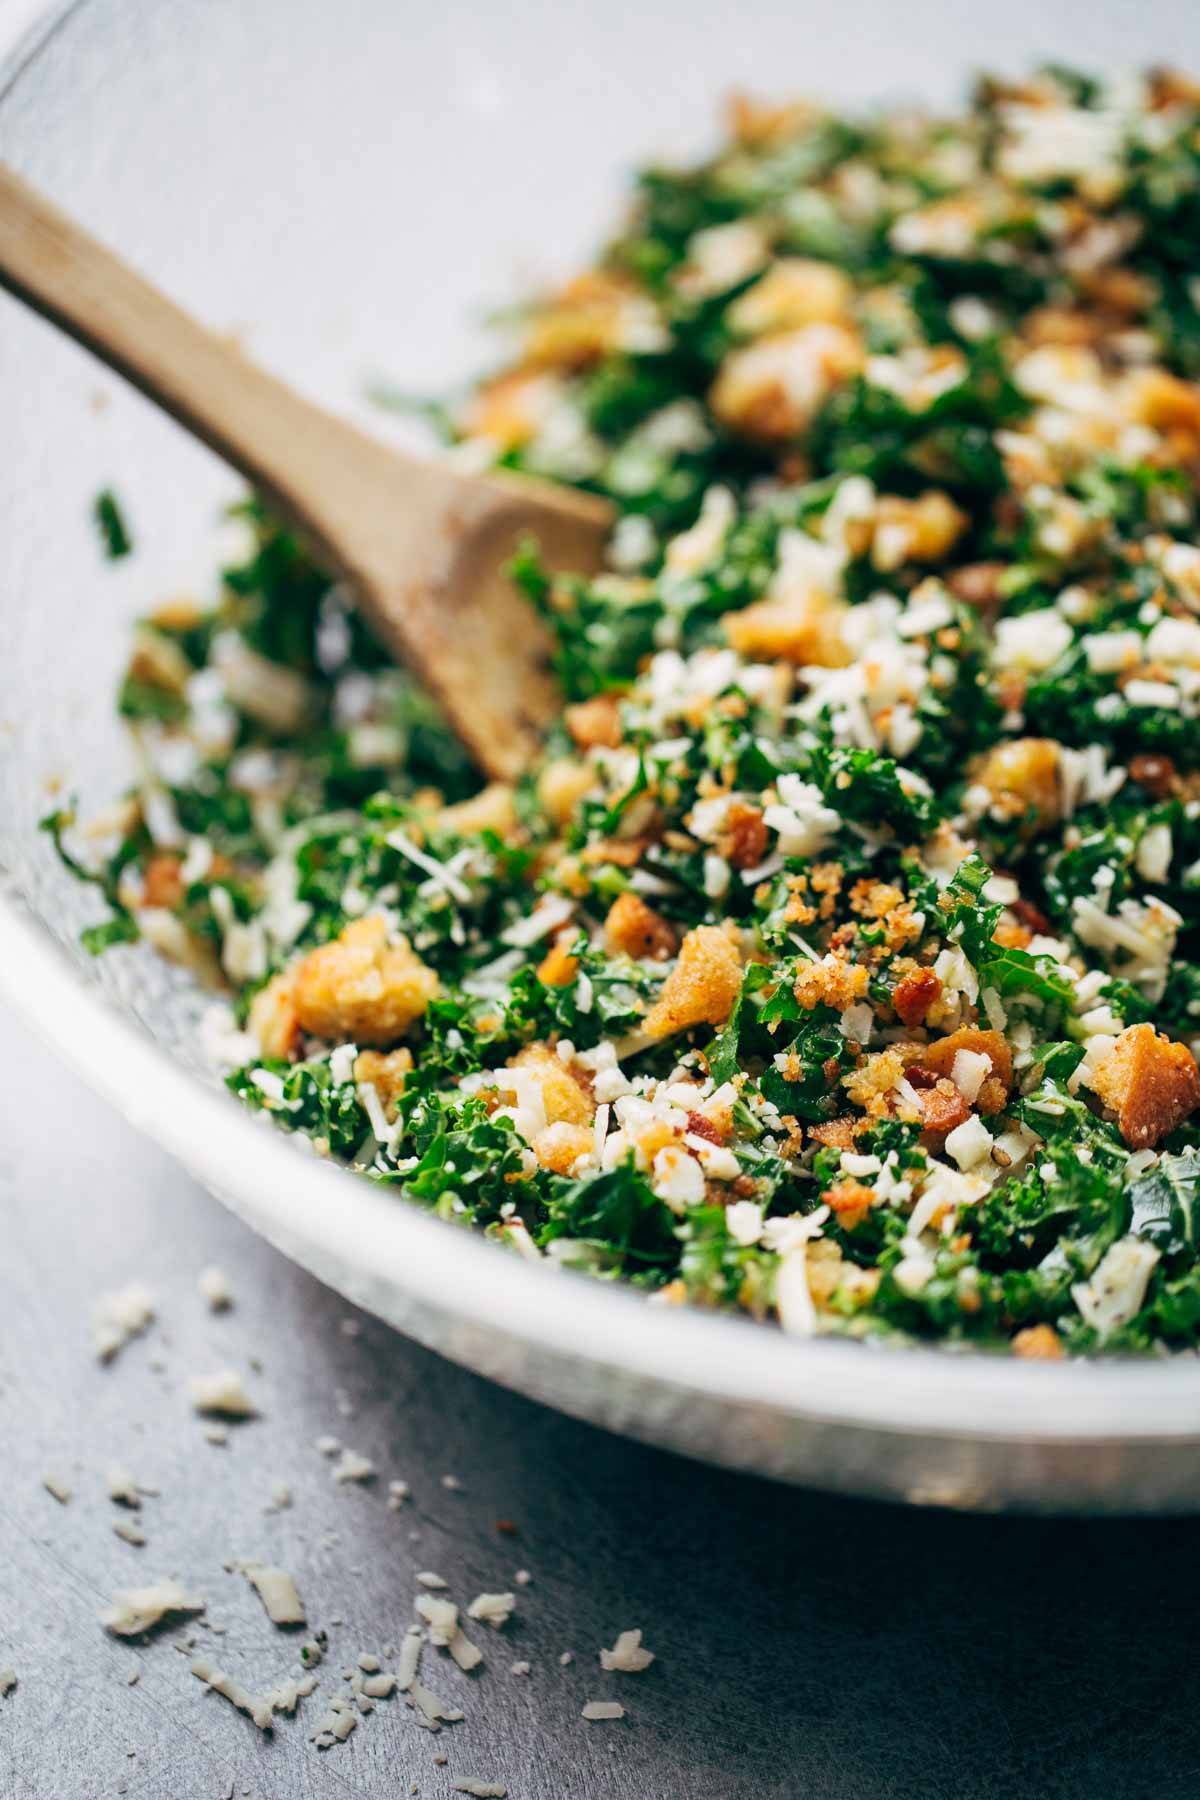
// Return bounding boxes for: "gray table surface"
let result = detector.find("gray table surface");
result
[2,999,1199,1800]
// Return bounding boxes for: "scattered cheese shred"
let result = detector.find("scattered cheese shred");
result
[106,1463,141,1508]
[234,1561,307,1627]
[100,1580,205,1638]
[599,1628,656,1673]
[330,1448,375,1484]
[92,1282,155,1363]
[188,1369,257,1419]
[467,1592,515,1630]
[197,1265,234,1311]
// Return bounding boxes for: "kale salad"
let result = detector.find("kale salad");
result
[53,67,1200,1355]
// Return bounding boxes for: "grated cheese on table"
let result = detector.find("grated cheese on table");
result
[197,1265,234,1311]
[233,1561,307,1627]
[599,1628,655,1673]
[189,1369,257,1419]
[106,1463,142,1507]
[92,1283,155,1363]
[101,1580,206,1638]
[581,1700,626,1721]
[330,1447,375,1484]
[467,1592,515,1630]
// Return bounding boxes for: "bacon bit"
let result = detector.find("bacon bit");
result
[495,1520,520,1536]
[564,693,623,751]
[537,936,580,987]
[686,1111,724,1147]
[604,892,678,961]
[891,966,942,1027]
[142,852,185,909]
[718,801,769,872]
[823,1179,874,1232]
[918,1079,972,1139]
[1129,753,1178,800]
[1011,1324,1065,1360]
[1085,1023,1200,1150]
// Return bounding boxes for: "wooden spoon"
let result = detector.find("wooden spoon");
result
[0,163,613,780]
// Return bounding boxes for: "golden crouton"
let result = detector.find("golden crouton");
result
[523,271,649,370]
[564,693,623,751]
[1128,367,1200,439]
[725,590,849,667]
[353,1047,414,1116]
[918,1027,1013,1115]
[727,258,853,337]
[974,738,1062,830]
[437,783,517,839]
[604,892,678,961]
[536,936,580,988]
[709,322,863,443]
[532,1121,594,1174]
[460,368,554,452]
[292,917,438,1048]
[511,1043,594,1126]
[537,758,596,827]
[643,926,743,1040]
[871,491,969,571]
[249,971,301,1061]
[727,91,818,148]
[1084,1023,1200,1149]
[1011,1324,1065,1360]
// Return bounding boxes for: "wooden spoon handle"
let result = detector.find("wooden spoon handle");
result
[0,163,611,777]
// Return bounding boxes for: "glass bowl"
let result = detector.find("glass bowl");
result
[3,0,1199,1511]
